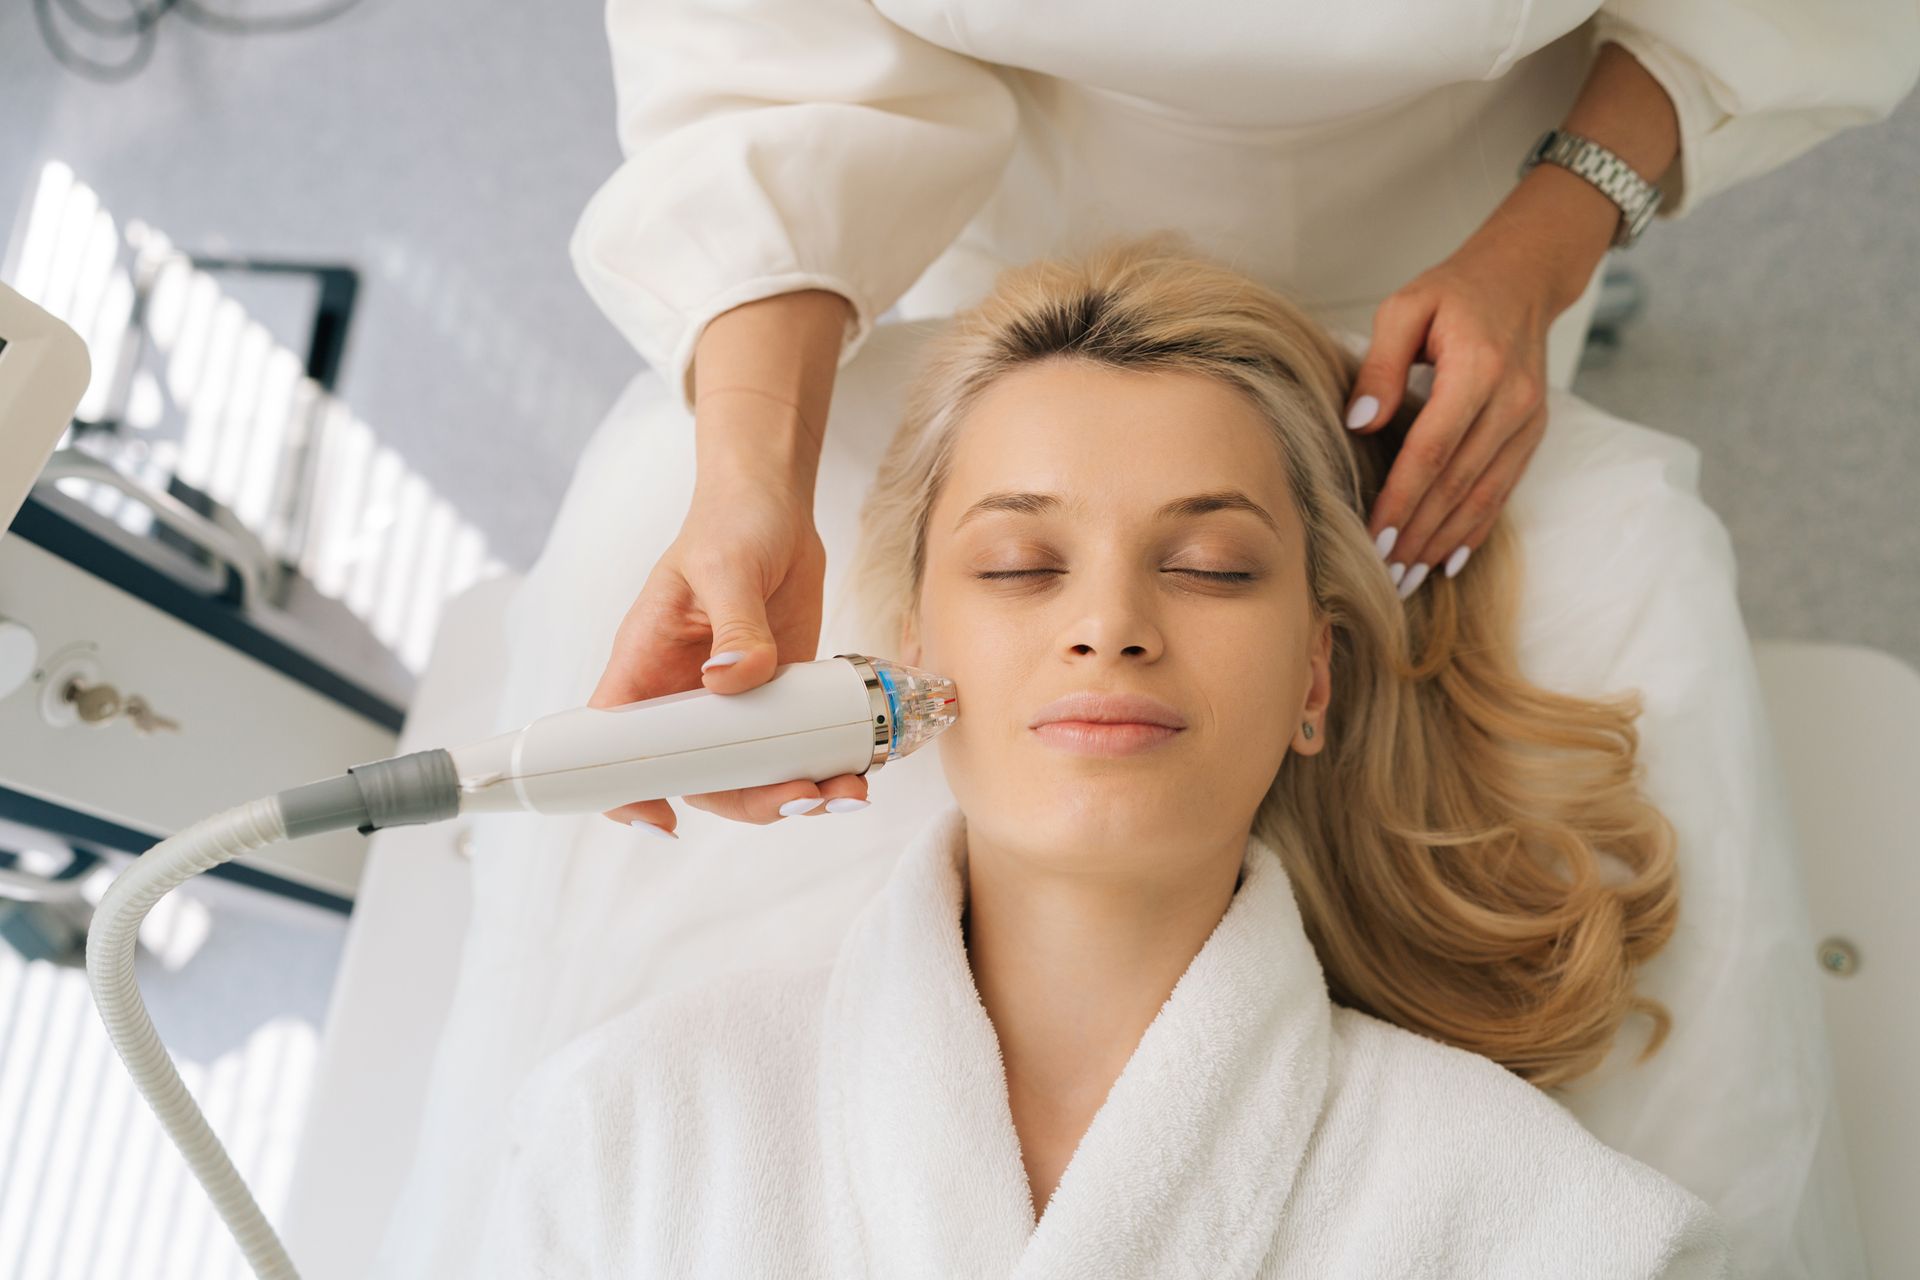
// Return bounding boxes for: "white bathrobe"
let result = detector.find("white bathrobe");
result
[478,803,1731,1278]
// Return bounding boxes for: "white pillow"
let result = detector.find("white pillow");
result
[369,319,1855,1280]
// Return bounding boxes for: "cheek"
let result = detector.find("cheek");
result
[914,581,1047,678]
[911,597,1003,733]
[1198,620,1312,775]
[916,607,1064,799]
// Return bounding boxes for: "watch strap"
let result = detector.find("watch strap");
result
[1518,127,1663,249]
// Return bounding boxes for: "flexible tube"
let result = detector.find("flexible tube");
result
[84,796,310,1279]
[84,750,459,1279]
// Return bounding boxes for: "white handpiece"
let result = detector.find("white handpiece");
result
[449,654,957,816]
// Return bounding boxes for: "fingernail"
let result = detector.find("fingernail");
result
[824,797,870,814]
[779,797,826,817]
[701,651,746,672]
[1388,562,1406,587]
[629,819,679,840]
[1374,525,1398,562]
[1346,395,1379,430]
[1443,545,1472,578]
[1397,562,1431,600]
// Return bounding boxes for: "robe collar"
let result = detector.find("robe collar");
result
[817,803,1335,1278]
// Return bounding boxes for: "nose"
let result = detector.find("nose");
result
[1053,567,1168,662]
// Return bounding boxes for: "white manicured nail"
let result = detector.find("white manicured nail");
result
[780,796,826,817]
[1374,526,1398,561]
[701,651,746,671]
[1346,395,1379,430]
[1388,562,1406,587]
[1397,562,1431,600]
[1443,545,1472,578]
[824,797,870,814]
[629,819,678,840]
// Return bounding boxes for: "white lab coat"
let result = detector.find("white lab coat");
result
[569,0,1919,415]
[478,803,1731,1278]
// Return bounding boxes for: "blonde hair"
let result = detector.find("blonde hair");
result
[846,230,1680,1090]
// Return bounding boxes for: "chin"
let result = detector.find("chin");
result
[1028,782,1173,826]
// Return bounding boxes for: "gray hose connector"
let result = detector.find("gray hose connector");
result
[278,748,462,839]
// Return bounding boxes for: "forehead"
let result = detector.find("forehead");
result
[934,360,1295,536]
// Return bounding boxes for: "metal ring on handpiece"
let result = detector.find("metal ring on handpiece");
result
[833,653,895,774]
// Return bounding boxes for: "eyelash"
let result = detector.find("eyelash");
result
[974,569,1256,583]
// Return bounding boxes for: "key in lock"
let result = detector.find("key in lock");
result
[63,677,180,735]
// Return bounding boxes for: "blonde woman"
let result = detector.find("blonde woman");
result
[478,234,1729,1276]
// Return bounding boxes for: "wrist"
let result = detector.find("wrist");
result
[694,392,822,503]
[688,289,849,501]
[1475,164,1620,313]
[1479,39,1679,310]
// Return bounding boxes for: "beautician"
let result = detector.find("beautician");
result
[571,0,1915,835]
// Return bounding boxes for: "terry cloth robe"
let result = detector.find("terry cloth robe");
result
[477,803,1732,1278]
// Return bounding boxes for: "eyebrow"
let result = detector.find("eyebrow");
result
[953,488,1283,540]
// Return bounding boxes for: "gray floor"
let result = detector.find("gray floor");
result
[1570,106,1920,673]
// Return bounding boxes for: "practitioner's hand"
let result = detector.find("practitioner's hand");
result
[1342,228,1571,600]
[586,475,871,836]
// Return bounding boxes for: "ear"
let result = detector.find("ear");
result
[1293,616,1334,756]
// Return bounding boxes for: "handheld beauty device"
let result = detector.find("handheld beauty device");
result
[451,653,956,816]
[82,654,958,1277]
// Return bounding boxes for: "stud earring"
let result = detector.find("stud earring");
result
[1302,722,1315,740]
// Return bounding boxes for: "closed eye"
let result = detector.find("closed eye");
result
[974,569,1256,582]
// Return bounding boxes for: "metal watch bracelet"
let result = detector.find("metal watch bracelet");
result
[1518,127,1664,249]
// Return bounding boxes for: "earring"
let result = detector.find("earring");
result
[1302,722,1315,740]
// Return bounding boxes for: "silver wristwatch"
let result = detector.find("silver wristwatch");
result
[1518,127,1663,249]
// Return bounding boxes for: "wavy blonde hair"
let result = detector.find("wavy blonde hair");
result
[844,231,1682,1090]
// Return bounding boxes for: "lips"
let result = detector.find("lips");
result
[1029,690,1188,730]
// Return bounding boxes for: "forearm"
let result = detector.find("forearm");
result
[691,289,854,499]
[1472,39,1682,311]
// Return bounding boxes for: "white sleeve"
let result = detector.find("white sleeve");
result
[571,0,1022,414]
[1587,0,1920,222]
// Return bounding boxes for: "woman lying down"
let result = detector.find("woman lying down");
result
[478,232,1730,1278]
